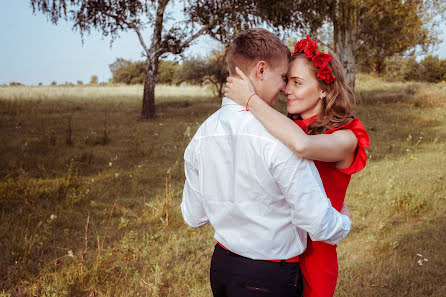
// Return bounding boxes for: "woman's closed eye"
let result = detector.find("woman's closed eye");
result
[293,79,302,85]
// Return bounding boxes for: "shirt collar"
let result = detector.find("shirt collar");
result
[222,97,244,109]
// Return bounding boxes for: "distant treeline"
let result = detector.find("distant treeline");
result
[110,53,446,88]
[109,50,228,97]
[5,53,444,88]
[381,55,446,83]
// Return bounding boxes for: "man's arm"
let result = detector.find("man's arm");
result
[181,156,209,228]
[270,141,351,244]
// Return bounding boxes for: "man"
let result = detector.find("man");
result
[181,28,351,297]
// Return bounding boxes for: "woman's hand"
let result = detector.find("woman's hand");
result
[340,203,351,218]
[224,67,256,106]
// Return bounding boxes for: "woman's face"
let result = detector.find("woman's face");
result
[284,57,325,119]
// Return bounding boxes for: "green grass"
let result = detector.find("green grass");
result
[0,78,445,296]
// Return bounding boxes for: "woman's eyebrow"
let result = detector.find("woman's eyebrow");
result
[289,76,304,81]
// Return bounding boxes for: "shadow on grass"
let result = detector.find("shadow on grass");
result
[356,94,445,163]
[338,217,446,297]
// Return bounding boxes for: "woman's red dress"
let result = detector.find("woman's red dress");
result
[294,115,370,297]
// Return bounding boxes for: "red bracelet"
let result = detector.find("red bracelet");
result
[246,93,256,111]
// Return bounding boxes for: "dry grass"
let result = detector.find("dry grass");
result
[0,84,215,102]
[0,78,445,296]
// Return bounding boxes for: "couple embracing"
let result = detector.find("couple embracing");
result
[181,28,370,297]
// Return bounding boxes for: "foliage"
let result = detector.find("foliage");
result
[109,58,182,85]
[177,49,228,97]
[109,59,145,85]
[89,75,98,85]
[256,0,445,85]
[382,55,446,83]
[157,60,181,85]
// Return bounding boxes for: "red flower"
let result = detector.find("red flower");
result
[304,38,318,59]
[293,38,308,55]
[312,51,332,68]
[317,66,336,84]
[292,35,336,84]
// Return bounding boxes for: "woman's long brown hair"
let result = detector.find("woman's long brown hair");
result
[288,52,356,135]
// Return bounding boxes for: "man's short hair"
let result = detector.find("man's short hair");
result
[227,28,291,76]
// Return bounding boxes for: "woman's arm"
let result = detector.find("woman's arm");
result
[225,67,357,165]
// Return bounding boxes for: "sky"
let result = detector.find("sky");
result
[1,1,445,86]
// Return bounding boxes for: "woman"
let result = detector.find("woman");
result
[224,35,370,297]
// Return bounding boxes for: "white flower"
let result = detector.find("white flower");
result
[50,214,57,221]
[417,259,423,266]
[67,250,74,258]
[417,253,423,257]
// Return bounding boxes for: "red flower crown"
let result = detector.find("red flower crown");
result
[292,35,335,84]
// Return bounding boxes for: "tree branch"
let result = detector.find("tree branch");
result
[176,17,218,52]
[99,10,150,55]
[130,24,150,54]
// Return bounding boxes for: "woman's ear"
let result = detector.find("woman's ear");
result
[255,61,266,80]
[319,89,327,100]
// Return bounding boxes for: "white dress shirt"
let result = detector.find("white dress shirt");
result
[181,97,351,260]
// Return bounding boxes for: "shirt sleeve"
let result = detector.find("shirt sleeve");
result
[270,141,351,245]
[181,142,209,228]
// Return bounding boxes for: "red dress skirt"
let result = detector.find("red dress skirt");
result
[294,116,370,297]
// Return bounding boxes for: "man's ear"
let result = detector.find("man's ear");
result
[254,61,266,80]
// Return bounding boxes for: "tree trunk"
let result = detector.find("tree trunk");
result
[332,0,359,89]
[141,56,159,120]
[334,28,357,88]
[217,82,224,98]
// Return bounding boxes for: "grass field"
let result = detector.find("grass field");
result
[0,77,445,296]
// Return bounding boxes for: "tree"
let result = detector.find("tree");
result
[31,0,245,119]
[109,58,180,85]
[157,60,181,85]
[178,49,228,98]
[90,75,98,85]
[254,0,444,88]
[110,59,145,84]
[419,55,446,83]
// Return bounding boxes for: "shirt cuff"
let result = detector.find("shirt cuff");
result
[324,214,351,245]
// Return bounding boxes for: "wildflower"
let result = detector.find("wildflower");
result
[50,214,57,221]
[67,250,74,258]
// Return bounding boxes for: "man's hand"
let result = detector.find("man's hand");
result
[340,203,351,218]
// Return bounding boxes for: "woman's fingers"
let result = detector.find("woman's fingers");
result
[235,67,248,79]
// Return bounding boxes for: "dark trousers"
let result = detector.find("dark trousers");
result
[210,244,303,297]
